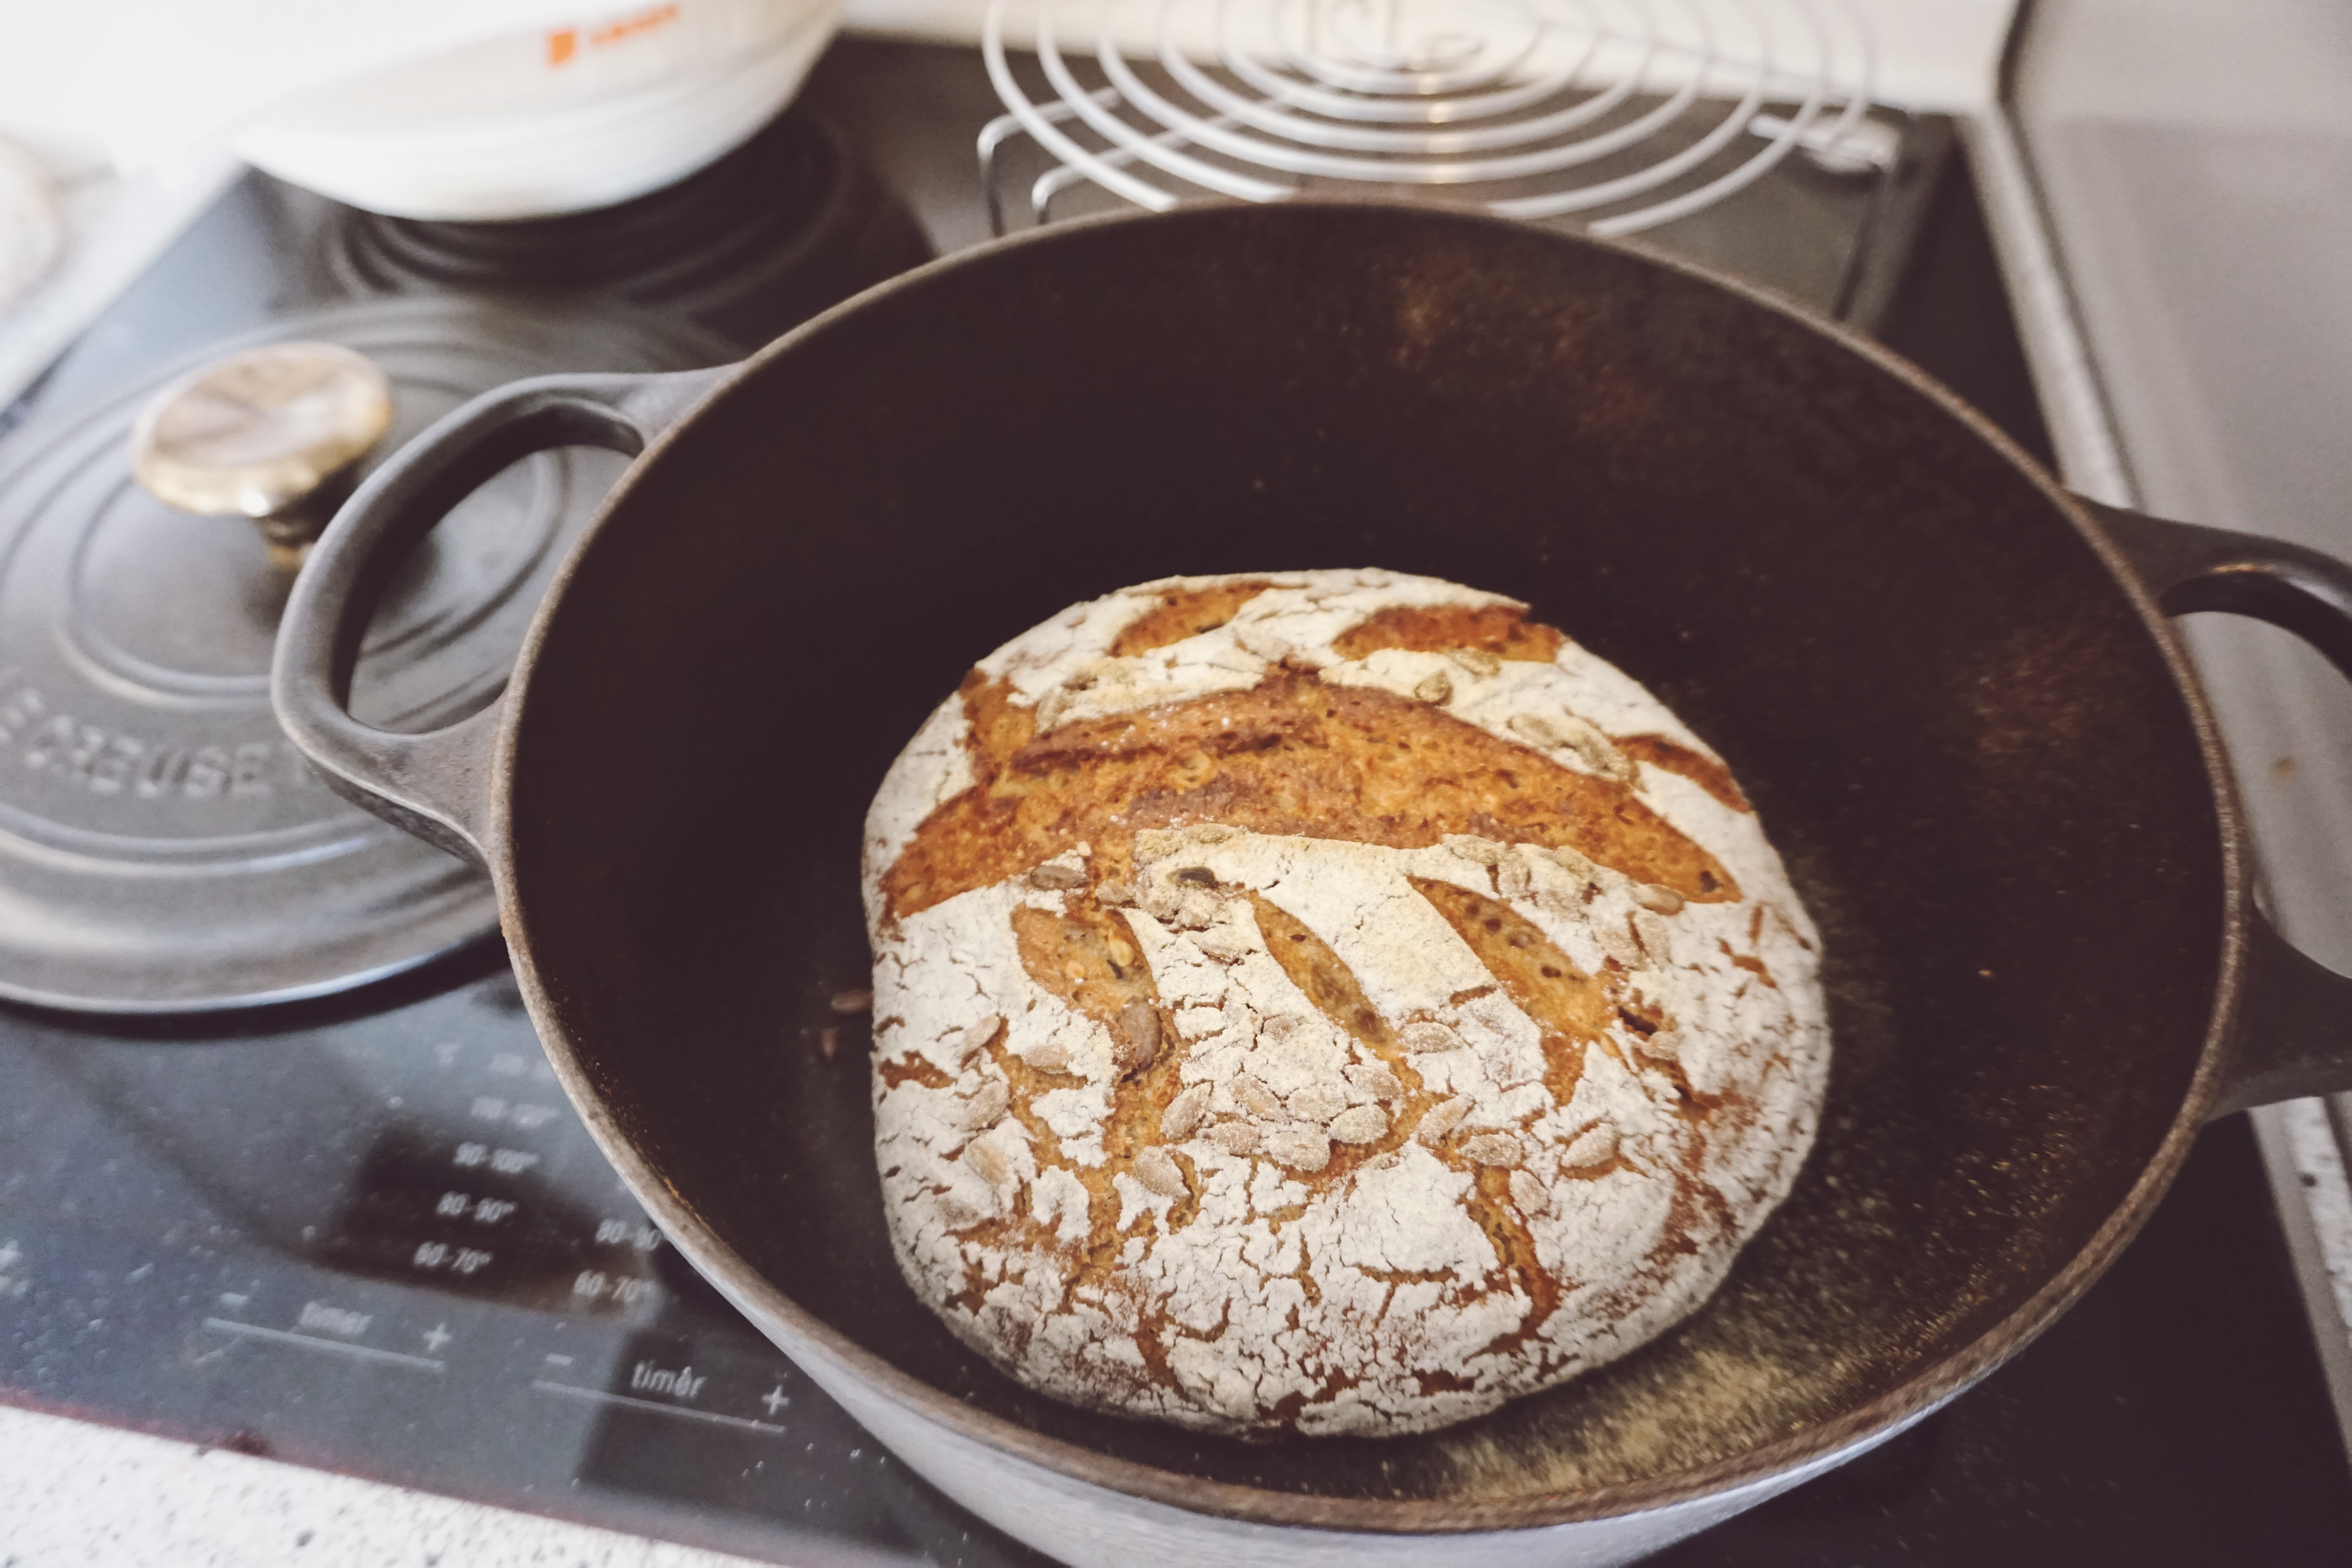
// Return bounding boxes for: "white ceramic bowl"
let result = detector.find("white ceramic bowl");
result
[233,0,839,220]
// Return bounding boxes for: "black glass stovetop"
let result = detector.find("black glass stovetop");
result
[3,37,2350,1568]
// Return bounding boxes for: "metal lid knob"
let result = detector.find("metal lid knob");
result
[130,342,393,568]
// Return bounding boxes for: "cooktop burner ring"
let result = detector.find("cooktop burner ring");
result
[324,107,933,357]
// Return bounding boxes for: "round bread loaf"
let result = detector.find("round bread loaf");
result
[862,570,1829,1438]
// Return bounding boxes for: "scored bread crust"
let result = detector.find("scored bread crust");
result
[862,569,1829,1438]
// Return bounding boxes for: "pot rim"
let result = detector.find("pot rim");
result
[484,200,2252,1534]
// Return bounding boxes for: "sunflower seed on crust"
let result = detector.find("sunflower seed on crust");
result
[1632,884,1686,916]
[1116,1002,1161,1074]
[1233,1075,1283,1119]
[1262,1126,1332,1172]
[1209,1121,1261,1156]
[960,1080,1011,1132]
[1416,1097,1472,1143]
[947,1015,1003,1066]
[1549,844,1595,879]
[1461,1132,1521,1166]
[1132,1147,1188,1198]
[1509,1168,1551,1216]
[1560,715,1634,782]
[1510,713,1572,750]
[966,1136,1017,1191]
[1021,1036,1075,1073]
[1161,1082,1213,1139]
[1563,1122,1621,1169]
[1399,1021,1464,1054]
[1289,1084,1347,1123]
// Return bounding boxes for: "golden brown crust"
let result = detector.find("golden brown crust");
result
[1247,889,1397,1050]
[1330,603,1567,663]
[1617,733,1754,813]
[1107,580,1276,657]
[1411,877,1623,1109]
[880,670,1738,928]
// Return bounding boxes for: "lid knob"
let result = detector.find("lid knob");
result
[130,342,394,570]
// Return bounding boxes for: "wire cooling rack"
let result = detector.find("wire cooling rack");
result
[978,0,1889,237]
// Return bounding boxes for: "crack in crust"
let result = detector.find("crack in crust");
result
[864,570,1829,1438]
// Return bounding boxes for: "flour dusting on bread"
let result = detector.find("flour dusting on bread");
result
[862,570,1829,1437]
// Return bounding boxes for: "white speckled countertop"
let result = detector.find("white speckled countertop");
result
[0,1403,773,1567]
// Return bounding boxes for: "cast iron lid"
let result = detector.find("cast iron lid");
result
[0,297,726,1013]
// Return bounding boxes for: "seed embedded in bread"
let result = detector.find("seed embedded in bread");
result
[947,1015,1000,1067]
[1633,884,1687,916]
[864,568,1829,1439]
[1417,1095,1474,1144]
[1509,1168,1552,1216]
[1461,1132,1523,1167]
[1161,1082,1212,1138]
[1261,1125,1332,1173]
[1209,1122,1260,1156]
[1288,1083,1347,1123]
[959,1080,1009,1133]
[1132,1146,1188,1198]
[1115,1001,1161,1074]
[1563,1121,1621,1168]
[1399,1020,1465,1053]
[1233,1074,1282,1119]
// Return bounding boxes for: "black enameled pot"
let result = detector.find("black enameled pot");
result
[272,203,2352,1566]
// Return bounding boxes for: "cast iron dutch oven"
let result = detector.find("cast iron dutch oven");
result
[272,203,2352,1566]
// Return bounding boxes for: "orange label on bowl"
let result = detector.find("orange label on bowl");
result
[546,3,680,69]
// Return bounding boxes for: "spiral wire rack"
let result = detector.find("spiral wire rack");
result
[978,0,1889,238]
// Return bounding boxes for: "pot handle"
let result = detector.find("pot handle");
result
[2078,495,2352,1116]
[271,365,733,867]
